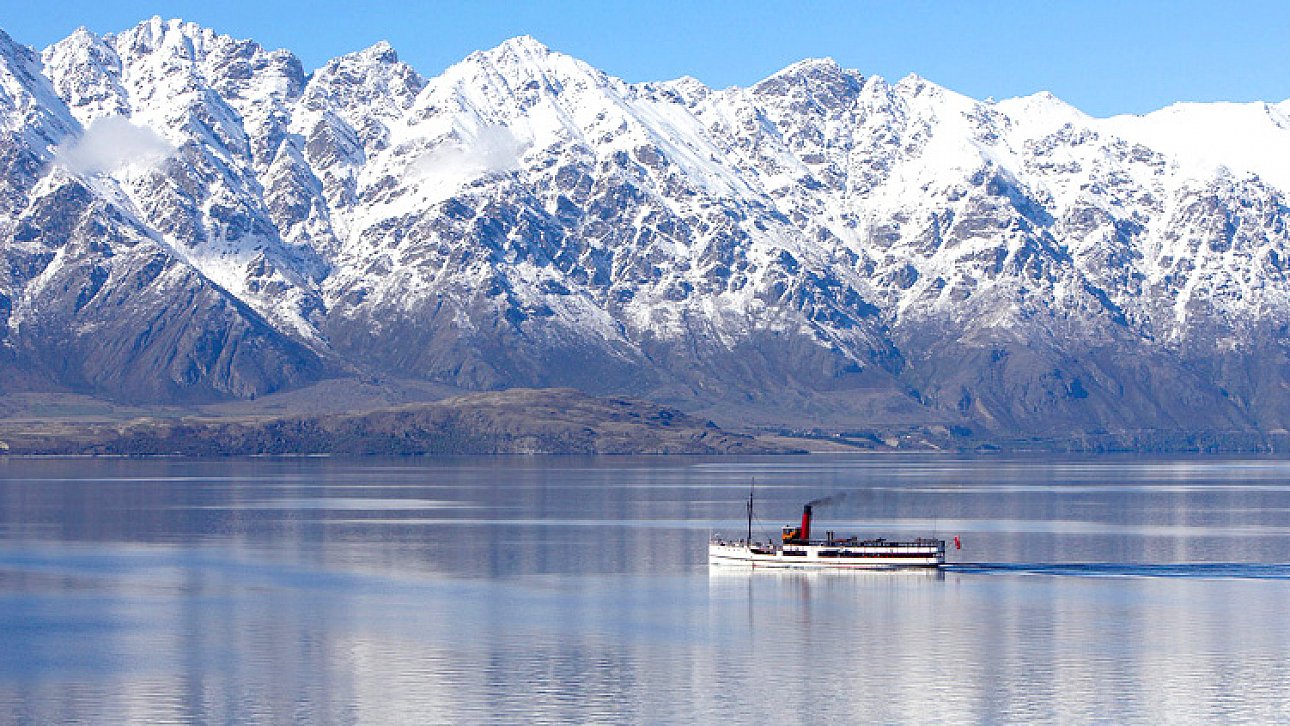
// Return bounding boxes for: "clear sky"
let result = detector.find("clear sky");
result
[3,0,1287,117]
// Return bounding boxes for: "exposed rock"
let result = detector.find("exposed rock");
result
[2,20,1290,448]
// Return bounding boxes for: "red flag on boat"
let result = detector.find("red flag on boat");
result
[954,536,961,550]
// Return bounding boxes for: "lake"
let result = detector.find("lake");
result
[1,455,1289,723]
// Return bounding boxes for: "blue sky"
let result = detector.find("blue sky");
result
[4,0,1286,117]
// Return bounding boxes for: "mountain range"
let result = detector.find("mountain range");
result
[3,18,1290,448]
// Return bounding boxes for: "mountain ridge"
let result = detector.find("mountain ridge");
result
[3,18,1290,447]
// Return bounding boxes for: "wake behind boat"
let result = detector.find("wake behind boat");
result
[709,497,948,569]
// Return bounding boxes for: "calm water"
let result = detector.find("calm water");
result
[2,455,1290,723]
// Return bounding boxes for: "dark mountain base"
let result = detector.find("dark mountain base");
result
[3,379,1290,455]
[0,387,797,456]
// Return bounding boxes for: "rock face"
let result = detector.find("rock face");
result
[4,18,1290,443]
[1,24,323,400]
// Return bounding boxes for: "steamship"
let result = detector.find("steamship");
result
[709,501,947,569]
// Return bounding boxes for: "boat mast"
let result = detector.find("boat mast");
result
[746,479,754,544]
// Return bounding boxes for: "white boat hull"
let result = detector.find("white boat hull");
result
[709,542,944,569]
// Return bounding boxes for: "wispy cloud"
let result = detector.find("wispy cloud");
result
[53,116,175,176]
[407,125,528,181]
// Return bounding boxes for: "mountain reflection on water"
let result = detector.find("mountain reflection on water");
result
[1,455,1289,722]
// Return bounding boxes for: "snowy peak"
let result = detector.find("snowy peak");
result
[754,57,861,98]
[760,56,845,79]
[451,35,613,99]
[6,19,1290,442]
[354,40,399,64]
[109,17,306,102]
[490,34,555,58]
[302,39,424,120]
[1102,100,1290,190]
[41,28,128,125]
[109,16,232,65]
[0,28,76,145]
[646,75,711,106]
[995,90,1089,132]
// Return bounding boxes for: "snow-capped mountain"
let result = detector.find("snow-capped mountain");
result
[4,18,1290,441]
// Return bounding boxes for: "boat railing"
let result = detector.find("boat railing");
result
[710,537,763,547]
[713,535,945,550]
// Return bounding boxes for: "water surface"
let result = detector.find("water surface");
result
[2,455,1289,723]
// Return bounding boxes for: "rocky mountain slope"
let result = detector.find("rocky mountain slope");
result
[3,18,1290,445]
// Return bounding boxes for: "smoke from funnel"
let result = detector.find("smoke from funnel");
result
[807,490,874,508]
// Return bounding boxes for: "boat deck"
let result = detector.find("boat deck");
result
[709,538,945,569]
